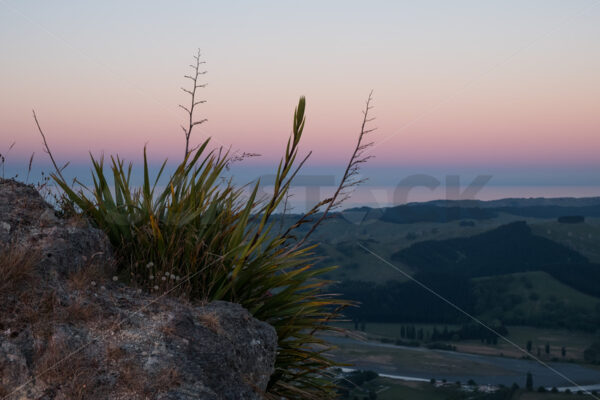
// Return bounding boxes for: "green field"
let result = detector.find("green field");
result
[333,321,597,361]
[531,218,600,263]
[311,212,528,284]
[331,339,509,376]
[455,325,596,361]
[472,271,600,332]
[474,271,599,313]
[334,321,460,340]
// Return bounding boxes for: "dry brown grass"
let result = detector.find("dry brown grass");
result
[65,297,100,323]
[151,367,181,390]
[68,251,115,293]
[0,243,45,336]
[197,311,222,334]
[160,323,177,337]
[116,361,181,397]
[0,242,37,294]
[68,261,108,291]
[34,336,98,400]
[117,360,146,393]
[105,345,126,364]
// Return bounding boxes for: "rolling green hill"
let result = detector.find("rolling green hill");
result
[330,221,600,329]
[472,271,600,331]
[392,221,588,277]
[280,198,600,330]
[391,221,600,298]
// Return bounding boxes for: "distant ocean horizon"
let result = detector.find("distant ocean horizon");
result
[4,164,599,212]
[278,185,600,212]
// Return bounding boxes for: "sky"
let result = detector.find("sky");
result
[1,0,599,204]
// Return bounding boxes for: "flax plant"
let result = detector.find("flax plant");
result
[50,96,372,399]
[43,51,376,399]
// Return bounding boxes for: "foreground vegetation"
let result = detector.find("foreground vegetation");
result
[39,50,375,399]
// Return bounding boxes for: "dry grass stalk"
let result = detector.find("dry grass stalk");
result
[34,337,98,400]
[179,48,208,158]
[286,90,376,250]
[0,242,37,294]
[67,257,110,291]
[198,311,222,334]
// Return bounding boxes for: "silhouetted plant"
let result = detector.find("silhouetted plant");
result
[179,48,207,158]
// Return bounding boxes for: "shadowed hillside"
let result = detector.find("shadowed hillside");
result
[392,221,588,277]
[333,221,600,328]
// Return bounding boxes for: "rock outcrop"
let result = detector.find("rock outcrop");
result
[0,179,277,400]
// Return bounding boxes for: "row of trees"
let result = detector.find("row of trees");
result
[352,322,508,344]
[525,340,567,357]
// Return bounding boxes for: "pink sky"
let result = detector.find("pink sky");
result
[1,1,599,176]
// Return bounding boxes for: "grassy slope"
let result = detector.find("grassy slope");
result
[473,271,599,318]
[312,212,527,283]
[313,212,600,285]
[333,320,596,361]
[531,218,600,263]
[331,340,511,377]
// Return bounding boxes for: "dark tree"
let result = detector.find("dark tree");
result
[526,372,533,391]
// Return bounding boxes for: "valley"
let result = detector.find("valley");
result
[298,197,600,393]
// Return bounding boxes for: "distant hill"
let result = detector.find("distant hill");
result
[472,271,600,331]
[379,205,497,224]
[417,197,600,208]
[332,221,600,328]
[392,221,600,297]
[341,197,600,225]
[391,221,588,277]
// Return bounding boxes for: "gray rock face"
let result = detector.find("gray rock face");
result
[0,179,277,399]
[0,179,112,278]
